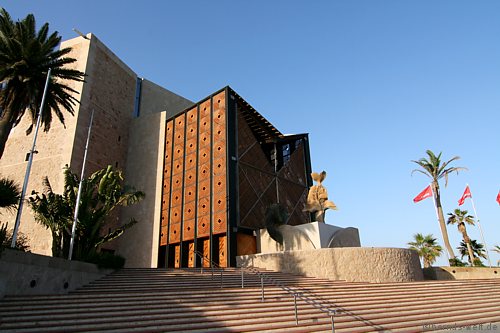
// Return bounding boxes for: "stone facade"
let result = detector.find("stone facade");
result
[0,34,191,264]
[237,247,424,283]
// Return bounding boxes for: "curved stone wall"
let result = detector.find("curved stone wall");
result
[237,247,424,283]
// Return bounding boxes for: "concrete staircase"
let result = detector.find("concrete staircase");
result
[1,268,500,332]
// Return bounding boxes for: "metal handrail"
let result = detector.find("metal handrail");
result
[242,264,336,332]
[192,250,336,332]
[193,251,224,288]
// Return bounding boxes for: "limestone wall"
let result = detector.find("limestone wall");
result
[0,35,91,255]
[0,249,111,298]
[237,247,424,283]
[115,112,165,267]
[424,266,500,280]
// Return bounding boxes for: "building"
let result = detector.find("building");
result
[0,34,312,268]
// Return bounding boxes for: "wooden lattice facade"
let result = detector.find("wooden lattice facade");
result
[158,87,312,268]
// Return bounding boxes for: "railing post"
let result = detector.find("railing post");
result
[330,311,335,333]
[211,264,214,279]
[261,275,264,302]
[241,267,244,288]
[294,293,299,325]
[220,269,223,289]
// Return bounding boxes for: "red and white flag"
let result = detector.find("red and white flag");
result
[497,190,500,205]
[413,185,432,203]
[458,185,472,206]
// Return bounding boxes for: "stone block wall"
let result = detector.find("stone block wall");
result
[237,247,424,283]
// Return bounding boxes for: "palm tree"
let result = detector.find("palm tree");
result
[492,245,500,266]
[412,150,467,261]
[67,165,145,260]
[28,176,73,257]
[29,165,145,260]
[408,233,443,267]
[0,176,20,210]
[447,209,476,266]
[458,239,486,265]
[0,8,85,159]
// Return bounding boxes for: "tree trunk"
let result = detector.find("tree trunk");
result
[0,107,15,159]
[461,228,476,266]
[432,182,456,260]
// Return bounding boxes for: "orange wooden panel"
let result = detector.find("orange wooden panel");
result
[213,211,227,234]
[169,223,181,244]
[198,179,210,199]
[161,194,169,209]
[160,225,167,246]
[184,201,196,220]
[213,124,225,142]
[165,120,174,157]
[170,205,182,224]
[184,168,197,186]
[199,116,211,134]
[213,196,227,214]
[213,141,226,159]
[171,174,183,191]
[185,137,197,155]
[212,158,226,176]
[186,107,198,126]
[199,163,210,180]
[174,114,185,133]
[197,215,210,237]
[174,245,180,268]
[237,233,257,256]
[213,107,226,126]
[185,156,197,174]
[163,167,172,183]
[172,159,184,176]
[213,91,226,111]
[171,191,182,207]
[199,147,210,165]
[197,197,210,216]
[188,242,195,268]
[184,184,196,203]
[202,239,210,268]
[199,99,211,119]
[166,120,174,134]
[199,131,211,147]
[187,125,197,139]
[164,135,173,163]
[183,219,195,241]
[213,175,226,194]
[218,236,227,267]
[161,209,169,228]
[173,144,185,164]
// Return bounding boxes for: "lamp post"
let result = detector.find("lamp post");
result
[11,68,52,248]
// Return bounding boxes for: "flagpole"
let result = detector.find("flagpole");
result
[430,183,449,262]
[68,109,94,260]
[11,68,52,248]
[467,184,491,267]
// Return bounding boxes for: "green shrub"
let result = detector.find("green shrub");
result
[0,222,7,257]
[0,222,30,255]
[449,258,467,267]
[473,258,485,267]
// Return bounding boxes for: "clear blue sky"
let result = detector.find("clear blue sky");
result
[5,1,500,266]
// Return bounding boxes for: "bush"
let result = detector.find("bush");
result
[82,252,126,269]
[0,222,7,257]
[449,258,467,267]
[0,222,30,255]
[473,258,485,267]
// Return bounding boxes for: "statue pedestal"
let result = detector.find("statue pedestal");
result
[257,222,360,254]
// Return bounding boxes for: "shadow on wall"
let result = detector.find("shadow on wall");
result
[115,111,164,268]
[423,267,455,280]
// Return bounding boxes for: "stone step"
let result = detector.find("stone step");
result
[1,267,499,333]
